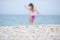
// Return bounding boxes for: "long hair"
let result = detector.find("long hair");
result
[28,3,34,10]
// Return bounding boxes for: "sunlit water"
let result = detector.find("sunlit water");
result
[0,15,60,26]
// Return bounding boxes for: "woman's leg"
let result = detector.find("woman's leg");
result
[30,16,34,25]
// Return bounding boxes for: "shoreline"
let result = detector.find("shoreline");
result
[0,24,60,26]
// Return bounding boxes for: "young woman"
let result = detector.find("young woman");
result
[25,3,40,25]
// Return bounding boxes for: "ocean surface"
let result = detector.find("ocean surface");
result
[0,15,60,26]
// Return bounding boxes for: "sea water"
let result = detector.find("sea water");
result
[0,14,60,26]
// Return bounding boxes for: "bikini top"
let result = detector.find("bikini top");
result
[30,9,35,16]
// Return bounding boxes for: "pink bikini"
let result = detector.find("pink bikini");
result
[31,15,35,19]
[30,12,35,19]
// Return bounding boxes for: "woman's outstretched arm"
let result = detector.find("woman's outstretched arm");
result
[24,5,29,10]
[35,9,40,15]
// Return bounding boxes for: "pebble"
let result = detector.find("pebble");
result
[0,25,60,40]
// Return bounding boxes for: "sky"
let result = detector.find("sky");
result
[0,0,60,15]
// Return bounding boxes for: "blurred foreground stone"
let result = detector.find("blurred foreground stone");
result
[0,25,60,40]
